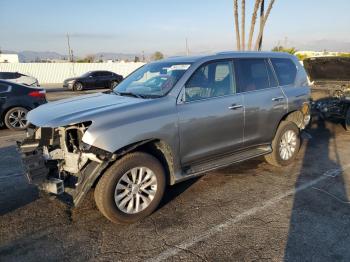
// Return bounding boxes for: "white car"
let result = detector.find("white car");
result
[0,72,39,86]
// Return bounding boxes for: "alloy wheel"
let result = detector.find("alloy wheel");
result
[8,109,28,129]
[279,130,297,160]
[114,167,158,214]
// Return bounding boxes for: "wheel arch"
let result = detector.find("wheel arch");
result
[93,139,175,188]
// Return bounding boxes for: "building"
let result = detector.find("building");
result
[0,54,19,63]
[294,50,340,58]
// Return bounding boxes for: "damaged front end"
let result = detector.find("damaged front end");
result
[17,122,115,206]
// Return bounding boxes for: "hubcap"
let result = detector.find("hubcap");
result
[8,109,28,129]
[114,167,157,214]
[279,130,297,160]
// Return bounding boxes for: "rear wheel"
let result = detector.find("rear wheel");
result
[265,121,300,167]
[73,82,83,91]
[345,107,350,132]
[94,152,166,224]
[4,107,29,130]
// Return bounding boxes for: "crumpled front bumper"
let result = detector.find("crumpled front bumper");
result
[17,127,111,207]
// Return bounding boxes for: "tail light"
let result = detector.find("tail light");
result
[28,90,46,99]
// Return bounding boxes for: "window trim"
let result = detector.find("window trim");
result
[181,59,237,104]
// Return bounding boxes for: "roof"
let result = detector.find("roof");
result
[160,51,295,64]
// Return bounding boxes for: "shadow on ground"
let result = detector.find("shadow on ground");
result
[284,118,350,260]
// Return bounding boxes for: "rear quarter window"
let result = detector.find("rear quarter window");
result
[271,58,297,86]
[0,83,10,92]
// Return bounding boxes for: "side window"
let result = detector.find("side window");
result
[0,72,15,79]
[102,71,111,76]
[185,61,235,102]
[235,59,271,92]
[271,58,297,86]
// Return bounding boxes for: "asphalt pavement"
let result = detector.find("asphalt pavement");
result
[1,89,350,261]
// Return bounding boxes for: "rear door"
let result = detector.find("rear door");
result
[234,58,287,147]
[177,60,244,165]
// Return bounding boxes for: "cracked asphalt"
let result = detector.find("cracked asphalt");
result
[1,89,350,261]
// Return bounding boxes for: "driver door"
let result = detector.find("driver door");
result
[177,60,244,165]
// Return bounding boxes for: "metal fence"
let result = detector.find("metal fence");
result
[0,62,145,84]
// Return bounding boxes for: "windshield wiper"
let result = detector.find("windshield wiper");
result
[113,91,161,99]
[114,91,143,98]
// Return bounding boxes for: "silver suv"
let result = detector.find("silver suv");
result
[19,52,310,224]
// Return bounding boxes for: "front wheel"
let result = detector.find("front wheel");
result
[73,82,83,91]
[94,152,166,224]
[265,121,300,167]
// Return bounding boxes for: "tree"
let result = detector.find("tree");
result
[271,46,297,54]
[151,51,164,61]
[241,0,245,50]
[247,0,262,50]
[233,0,276,51]
[134,56,140,62]
[233,0,241,51]
[76,55,95,63]
[253,0,276,50]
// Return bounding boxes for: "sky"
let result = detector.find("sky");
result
[0,0,349,56]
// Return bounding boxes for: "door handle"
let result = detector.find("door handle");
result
[228,104,243,110]
[272,96,285,102]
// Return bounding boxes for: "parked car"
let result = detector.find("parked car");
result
[0,80,46,130]
[0,72,39,86]
[19,52,310,223]
[63,70,123,91]
[304,56,350,130]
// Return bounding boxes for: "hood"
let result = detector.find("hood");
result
[303,57,350,82]
[27,92,145,127]
[64,77,79,82]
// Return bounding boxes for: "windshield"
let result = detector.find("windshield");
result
[114,62,192,97]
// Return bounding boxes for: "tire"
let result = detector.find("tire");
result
[94,152,166,224]
[345,107,350,132]
[73,82,83,91]
[4,107,29,131]
[264,121,300,167]
[110,81,118,89]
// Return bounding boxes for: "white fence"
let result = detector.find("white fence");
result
[0,62,145,84]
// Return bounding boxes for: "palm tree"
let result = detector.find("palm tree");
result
[247,0,262,50]
[254,0,276,50]
[241,0,246,50]
[233,0,241,51]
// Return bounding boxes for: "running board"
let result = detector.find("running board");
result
[184,145,272,177]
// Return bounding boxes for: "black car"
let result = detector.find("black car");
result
[63,70,123,91]
[0,80,47,130]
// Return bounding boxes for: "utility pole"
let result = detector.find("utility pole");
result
[66,33,72,62]
[258,0,265,51]
[185,38,189,56]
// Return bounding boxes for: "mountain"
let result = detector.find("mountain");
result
[1,50,148,62]
[2,50,66,62]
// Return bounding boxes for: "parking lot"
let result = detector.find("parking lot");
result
[1,89,350,261]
